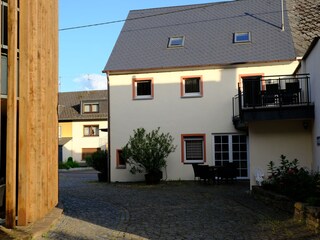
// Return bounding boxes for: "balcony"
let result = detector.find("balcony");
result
[232,74,314,130]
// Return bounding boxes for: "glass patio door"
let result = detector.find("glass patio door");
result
[242,76,262,107]
[212,134,248,178]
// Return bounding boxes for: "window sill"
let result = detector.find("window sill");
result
[116,166,126,169]
[181,94,202,98]
[184,160,204,164]
[133,96,153,100]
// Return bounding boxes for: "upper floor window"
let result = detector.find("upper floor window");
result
[168,36,185,48]
[1,1,8,52]
[181,76,203,97]
[133,78,153,100]
[1,0,20,53]
[83,125,99,137]
[233,32,251,43]
[83,103,99,113]
[58,126,62,138]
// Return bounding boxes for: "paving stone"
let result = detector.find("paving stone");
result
[36,170,320,240]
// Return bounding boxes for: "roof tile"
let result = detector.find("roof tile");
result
[58,90,108,121]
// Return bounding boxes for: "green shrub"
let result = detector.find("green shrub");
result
[122,127,176,175]
[262,155,320,204]
[59,163,70,170]
[85,150,108,173]
[58,157,80,169]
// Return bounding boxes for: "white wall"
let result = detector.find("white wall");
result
[249,120,313,187]
[62,140,72,162]
[109,61,299,182]
[300,40,320,170]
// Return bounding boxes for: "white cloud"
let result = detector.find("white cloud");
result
[73,74,107,91]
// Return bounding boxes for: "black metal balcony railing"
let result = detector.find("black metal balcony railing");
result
[232,74,313,126]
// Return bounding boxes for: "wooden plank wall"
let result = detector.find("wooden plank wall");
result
[6,0,58,228]
[6,0,18,228]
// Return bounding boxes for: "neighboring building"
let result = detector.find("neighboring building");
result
[295,37,320,171]
[58,90,108,164]
[104,0,319,185]
[0,1,58,227]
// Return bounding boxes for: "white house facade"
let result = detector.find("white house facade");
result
[296,38,320,171]
[104,0,319,186]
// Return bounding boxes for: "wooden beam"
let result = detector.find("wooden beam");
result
[6,0,18,228]
[17,0,30,226]
[17,0,59,225]
[0,0,2,184]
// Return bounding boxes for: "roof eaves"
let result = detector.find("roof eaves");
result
[107,58,298,76]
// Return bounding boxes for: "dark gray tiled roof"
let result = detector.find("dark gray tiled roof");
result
[58,90,108,121]
[286,0,320,57]
[104,0,297,73]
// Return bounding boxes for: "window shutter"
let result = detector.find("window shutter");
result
[185,139,203,160]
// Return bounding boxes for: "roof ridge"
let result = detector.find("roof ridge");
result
[129,0,234,13]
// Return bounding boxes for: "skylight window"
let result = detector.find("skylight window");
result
[233,32,251,43]
[168,36,185,48]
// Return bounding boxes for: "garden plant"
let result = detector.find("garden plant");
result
[262,155,320,205]
[122,127,176,184]
[85,150,108,182]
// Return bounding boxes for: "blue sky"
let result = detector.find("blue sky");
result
[59,0,224,92]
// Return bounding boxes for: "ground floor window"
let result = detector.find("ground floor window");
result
[213,134,248,178]
[116,149,126,169]
[181,134,206,163]
[82,148,101,161]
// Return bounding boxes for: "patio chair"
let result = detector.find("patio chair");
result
[192,164,214,183]
[282,82,300,105]
[254,168,264,186]
[263,83,279,105]
[216,162,238,183]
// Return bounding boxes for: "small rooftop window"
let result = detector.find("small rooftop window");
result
[168,36,185,48]
[233,32,251,43]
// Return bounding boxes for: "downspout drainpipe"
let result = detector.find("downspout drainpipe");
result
[106,71,111,183]
[281,0,285,31]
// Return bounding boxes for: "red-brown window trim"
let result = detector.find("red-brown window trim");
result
[132,77,154,100]
[83,125,99,137]
[83,103,99,114]
[239,73,265,90]
[180,75,203,98]
[116,149,126,169]
[181,134,206,164]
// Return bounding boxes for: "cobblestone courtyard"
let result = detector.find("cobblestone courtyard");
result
[38,170,320,240]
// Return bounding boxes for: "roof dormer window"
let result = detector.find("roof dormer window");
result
[168,36,185,48]
[233,32,251,43]
[83,103,99,113]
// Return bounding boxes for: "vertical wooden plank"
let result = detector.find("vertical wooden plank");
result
[27,0,38,223]
[18,0,30,226]
[16,0,58,225]
[39,0,48,218]
[51,0,59,209]
[0,0,2,180]
[6,0,18,228]
[34,0,41,221]
[47,0,56,210]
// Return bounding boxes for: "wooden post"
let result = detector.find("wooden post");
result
[17,0,30,226]
[17,0,58,225]
[6,0,18,228]
[0,0,2,181]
